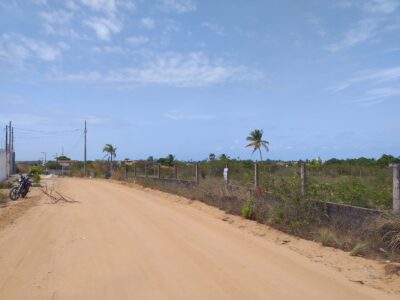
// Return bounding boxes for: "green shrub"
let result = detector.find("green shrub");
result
[0,191,7,204]
[242,199,255,219]
[350,242,369,256]
[317,228,339,247]
[29,166,42,183]
[0,182,12,189]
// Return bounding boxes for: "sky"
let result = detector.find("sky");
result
[0,0,399,162]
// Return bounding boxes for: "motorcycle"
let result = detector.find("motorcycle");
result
[9,174,32,201]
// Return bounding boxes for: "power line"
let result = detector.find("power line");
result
[13,127,81,134]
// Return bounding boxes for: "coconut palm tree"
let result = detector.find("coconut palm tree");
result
[246,129,269,161]
[103,144,117,171]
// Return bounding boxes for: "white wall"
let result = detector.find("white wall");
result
[0,150,7,182]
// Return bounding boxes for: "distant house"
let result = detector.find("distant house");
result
[57,160,79,169]
[120,160,138,166]
[275,161,287,167]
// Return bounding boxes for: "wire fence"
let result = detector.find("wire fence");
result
[45,160,399,212]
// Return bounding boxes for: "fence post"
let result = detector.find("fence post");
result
[254,162,259,189]
[224,164,229,185]
[174,165,178,180]
[157,164,161,179]
[195,163,199,185]
[144,164,147,177]
[125,165,128,180]
[300,163,307,196]
[393,164,400,213]
[133,164,137,177]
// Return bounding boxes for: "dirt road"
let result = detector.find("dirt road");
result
[0,178,398,299]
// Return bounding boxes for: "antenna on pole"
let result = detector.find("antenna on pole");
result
[84,120,87,177]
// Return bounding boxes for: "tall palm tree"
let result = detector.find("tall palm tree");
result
[103,144,117,171]
[246,129,269,161]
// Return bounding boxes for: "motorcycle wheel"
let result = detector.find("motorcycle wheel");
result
[9,187,20,201]
[21,188,28,198]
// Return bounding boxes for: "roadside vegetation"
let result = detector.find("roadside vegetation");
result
[133,176,400,262]
[15,130,400,261]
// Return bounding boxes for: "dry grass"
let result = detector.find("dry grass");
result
[378,215,400,252]
[0,191,8,205]
[114,176,400,262]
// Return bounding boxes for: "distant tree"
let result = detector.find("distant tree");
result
[157,154,175,166]
[147,156,154,162]
[45,161,61,169]
[377,154,400,167]
[246,129,269,161]
[166,154,175,166]
[209,153,216,161]
[219,154,228,160]
[56,155,71,161]
[103,144,117,172]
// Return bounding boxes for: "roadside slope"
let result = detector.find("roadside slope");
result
[0,177,397,300]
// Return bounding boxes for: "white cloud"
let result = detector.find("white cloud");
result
[326,19,379,51]
[126,36,149,46]
[65,0,80,10]
[362,0,399,13]
[158,0,196,13]
[332,66,400,106]
[357,87,400,106]
[84,17,122,40]
[332,66,400,92]
[141,18,155,29]
[80,0,116,14]
[53,52,263,87]
[164,110,216,120]
[92,46,127,53]
[32,0,47,5]
[39,10,73,24]
[0,34,61,65]
[335,0,399,14]
[42,22,87,39]
[201,22,225,35]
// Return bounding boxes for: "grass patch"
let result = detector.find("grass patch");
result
[0,182,12,189]
[317,228,339,248]
[0,191,8,204]
[350,242,369,257]
[242,198,255,219]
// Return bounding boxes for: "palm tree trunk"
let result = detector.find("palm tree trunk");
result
[259,148,263,161]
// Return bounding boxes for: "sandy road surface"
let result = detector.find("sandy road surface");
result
[0,178,398,300]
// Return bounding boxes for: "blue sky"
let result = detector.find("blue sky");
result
[0,0,399,161]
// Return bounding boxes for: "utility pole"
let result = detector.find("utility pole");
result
[41,152,47,165]
[84,120,87,177]
[11,126,14,174]
[5,125,8,154]
[5,125,8,177]
[8,121,12,175]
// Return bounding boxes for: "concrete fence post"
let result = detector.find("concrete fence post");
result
[133,164,137,177]
[225,164,230,185]
[174,165,178,180]
[254,162,259,189]
[195,164,199,185]
[301,163,307,196]
[144,164,147,177]
[393,164,400,213]
[157,164,161,179]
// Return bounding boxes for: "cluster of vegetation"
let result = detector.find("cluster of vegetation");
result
[42,151,396,210]
[0,190,7,204]
[29,165,42,183]
[133,175,400,262]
